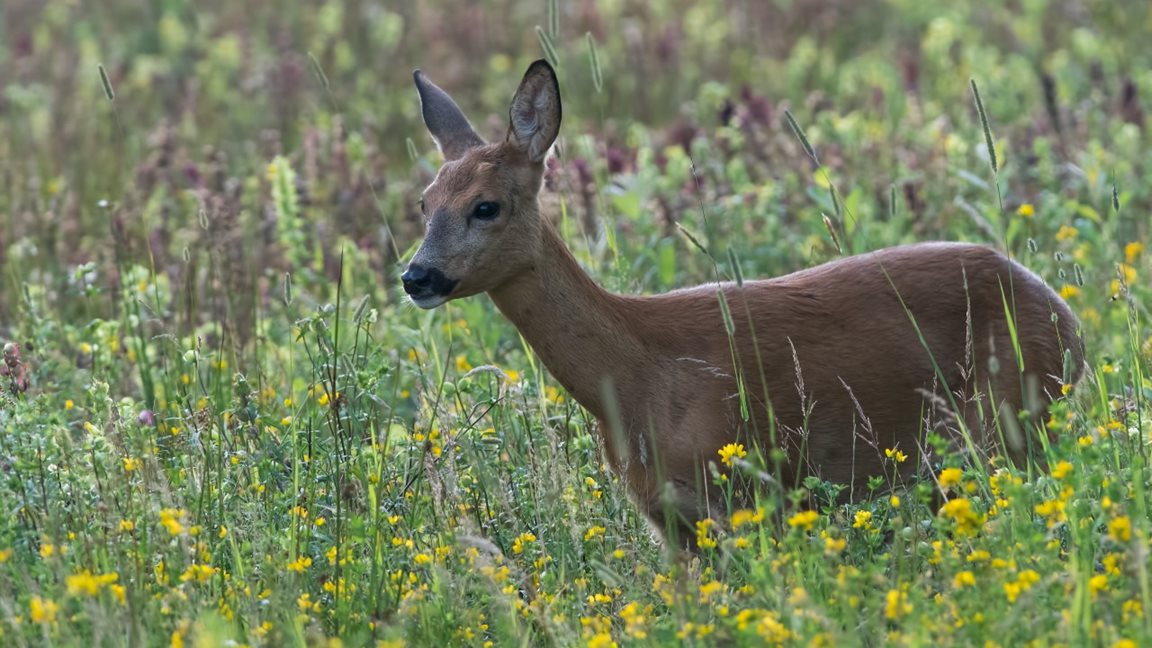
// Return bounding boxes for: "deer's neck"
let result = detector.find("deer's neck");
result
[488,224,643,422]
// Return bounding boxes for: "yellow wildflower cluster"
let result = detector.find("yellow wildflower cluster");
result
[1003,569,1041,603]
[66,570,120,598]
[938,467,963,490]
[731,508,764,529]
[584,525,606,542]
[159,508,188,536]
[885,587,912,620]
[580,614,616,648]
[939,498,984,535]
[717,442,747,467]
[180,563,218,584]
[695,519,718,549]
[787,510,820,531]
[511,532,537,555]
[285,556,313,573]
[1034,486,1073,528]
[1108,516,1132,543]
[30,596,59,624]
[618,601,650,638]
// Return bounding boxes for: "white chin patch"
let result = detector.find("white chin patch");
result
[411,294,449,309]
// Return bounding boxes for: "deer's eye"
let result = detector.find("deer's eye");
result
[472,201,500,220]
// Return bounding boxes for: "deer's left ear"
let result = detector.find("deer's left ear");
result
[506,60,562,163]
[414,69,486,161]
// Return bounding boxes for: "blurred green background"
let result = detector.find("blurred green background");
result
[3,0,1150,334]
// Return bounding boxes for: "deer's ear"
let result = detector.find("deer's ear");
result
[413,70,485,160]
[506,60,561,163]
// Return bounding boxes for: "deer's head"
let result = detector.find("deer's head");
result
[402,60,561,308]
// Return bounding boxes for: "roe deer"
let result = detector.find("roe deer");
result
[403,60,1084,545]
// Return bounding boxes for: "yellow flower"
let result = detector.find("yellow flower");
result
[824,535,846,554]
[1108,516,1132,543]
[584,525,607,542]
[1016,203,1035,218]
[511,532,537,555]
[884,587,912,620]
[585,630,616,648]
[939,498,984,534]
[619,601,649,638]
[286,556,313,572]
[1052,461,1073,480]
[455,355,473,373]
[853,510,873,529]
[889,495,901,509]
[1123,600,1142,623]
[180,563,217,583]
[967,549,991,563]
[756,611,794,642]
[1089,574,1109,597]
[938,467,963,490]
[121,456,140,472]
[1056,225,1078,242]
[1037,496,1071,531]
[695,519,718,549]
[787,510,819,531]
[718,443,747,467]
[66,570,118,596]
[730,508,764,529]
[79,342,93,354]
[65,399,75,410]
[0,548,11,563]
[885,447,908,463]
[698,580,725,602]
[1059,285,1080,300]
[953,571,976,588]
[30,596,59,623]
[159,508,186,536]
[1125,241,1144,264]
[1003,569,1040,603]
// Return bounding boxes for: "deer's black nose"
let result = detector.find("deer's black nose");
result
[401,264,431,293]
[402,264,458,298]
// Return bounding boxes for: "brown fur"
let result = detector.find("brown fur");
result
[408,60,1085,545]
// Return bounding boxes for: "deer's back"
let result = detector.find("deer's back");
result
[617,243,1082,490]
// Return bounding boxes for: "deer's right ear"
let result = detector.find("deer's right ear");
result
[506,60,561,163]
[413,70,485,161]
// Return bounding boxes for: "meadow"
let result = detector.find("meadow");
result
[1,0,1150,645]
